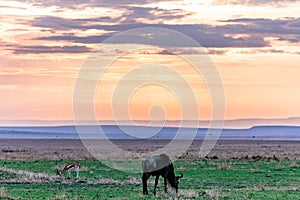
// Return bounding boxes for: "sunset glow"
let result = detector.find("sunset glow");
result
[1,0,300,123]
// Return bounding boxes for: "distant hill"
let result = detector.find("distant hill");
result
[0,117,300,128]
[0,124,300,140]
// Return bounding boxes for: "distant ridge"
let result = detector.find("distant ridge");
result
[0,125,300,140]
[0,117,300,128]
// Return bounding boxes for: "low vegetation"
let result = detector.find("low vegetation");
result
[0,158,300,199]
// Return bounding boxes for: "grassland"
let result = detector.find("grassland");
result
[1,158,300,199]
[1,139,300,199]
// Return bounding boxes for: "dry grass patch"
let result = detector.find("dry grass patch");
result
[290,162,299,168]
[178,189,199,198]
[204,189,224,199]
[51,194,67,200]
[88,177,121,185]
[253,185,300,192]
[125,177,140,185]
[0,167,57,183]
[219,162,233,171]
[87,177,141,186]
[0,187,13,199]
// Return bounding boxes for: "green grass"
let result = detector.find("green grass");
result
[1,158,300,199]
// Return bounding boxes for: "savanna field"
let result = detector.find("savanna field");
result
[1,156,300,199]
[1,0,300,199]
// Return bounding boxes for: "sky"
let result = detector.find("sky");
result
[0,0,300,123]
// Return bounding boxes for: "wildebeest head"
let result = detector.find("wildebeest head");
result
[168,172,183,193]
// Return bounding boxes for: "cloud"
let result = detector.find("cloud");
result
[15,0,189,24]
[31,6,191,29]
[19,0,297,8]
[0,5,26,10]
[35,23,269,48]
[6,2,300,49]
[16,0,174,9]
[31,16,121,30]
[237,48,300,55]
[223,17,300,31]
[221,18,300,43]
[206,49,229,55]
[157,48,229,55]
[9,45,90,54]
[30,16,300,48]
[213,0,297,6]
[119,6,192,24]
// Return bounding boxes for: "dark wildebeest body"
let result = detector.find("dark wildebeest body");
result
[142,154,183,195]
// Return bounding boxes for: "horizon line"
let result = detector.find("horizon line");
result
[0,117,300,129]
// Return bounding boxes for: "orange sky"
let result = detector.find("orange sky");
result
[0,0,300,122]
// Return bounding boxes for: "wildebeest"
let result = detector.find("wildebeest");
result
[57,162,80,179]
[142,153,183,195]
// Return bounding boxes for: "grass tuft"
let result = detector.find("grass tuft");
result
[205,189,221,199]
[0,187,13,199]
[290,162,299,168]
[178,189,199,198]
[219,162,233,171]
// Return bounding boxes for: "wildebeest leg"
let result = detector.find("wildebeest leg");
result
[153,175,159,195]
[142,173,150,195]
[164,178,168,194]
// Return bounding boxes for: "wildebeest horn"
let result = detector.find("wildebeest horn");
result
[177,172,183,178]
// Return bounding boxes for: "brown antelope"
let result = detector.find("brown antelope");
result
[57,162,80,179]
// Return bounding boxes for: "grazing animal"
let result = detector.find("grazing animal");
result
[57,162,80,179]
[142,154,183,195]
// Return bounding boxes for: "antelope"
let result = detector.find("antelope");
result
[56,162,80,179]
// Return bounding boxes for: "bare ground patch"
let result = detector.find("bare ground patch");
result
[2,139,300,161]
